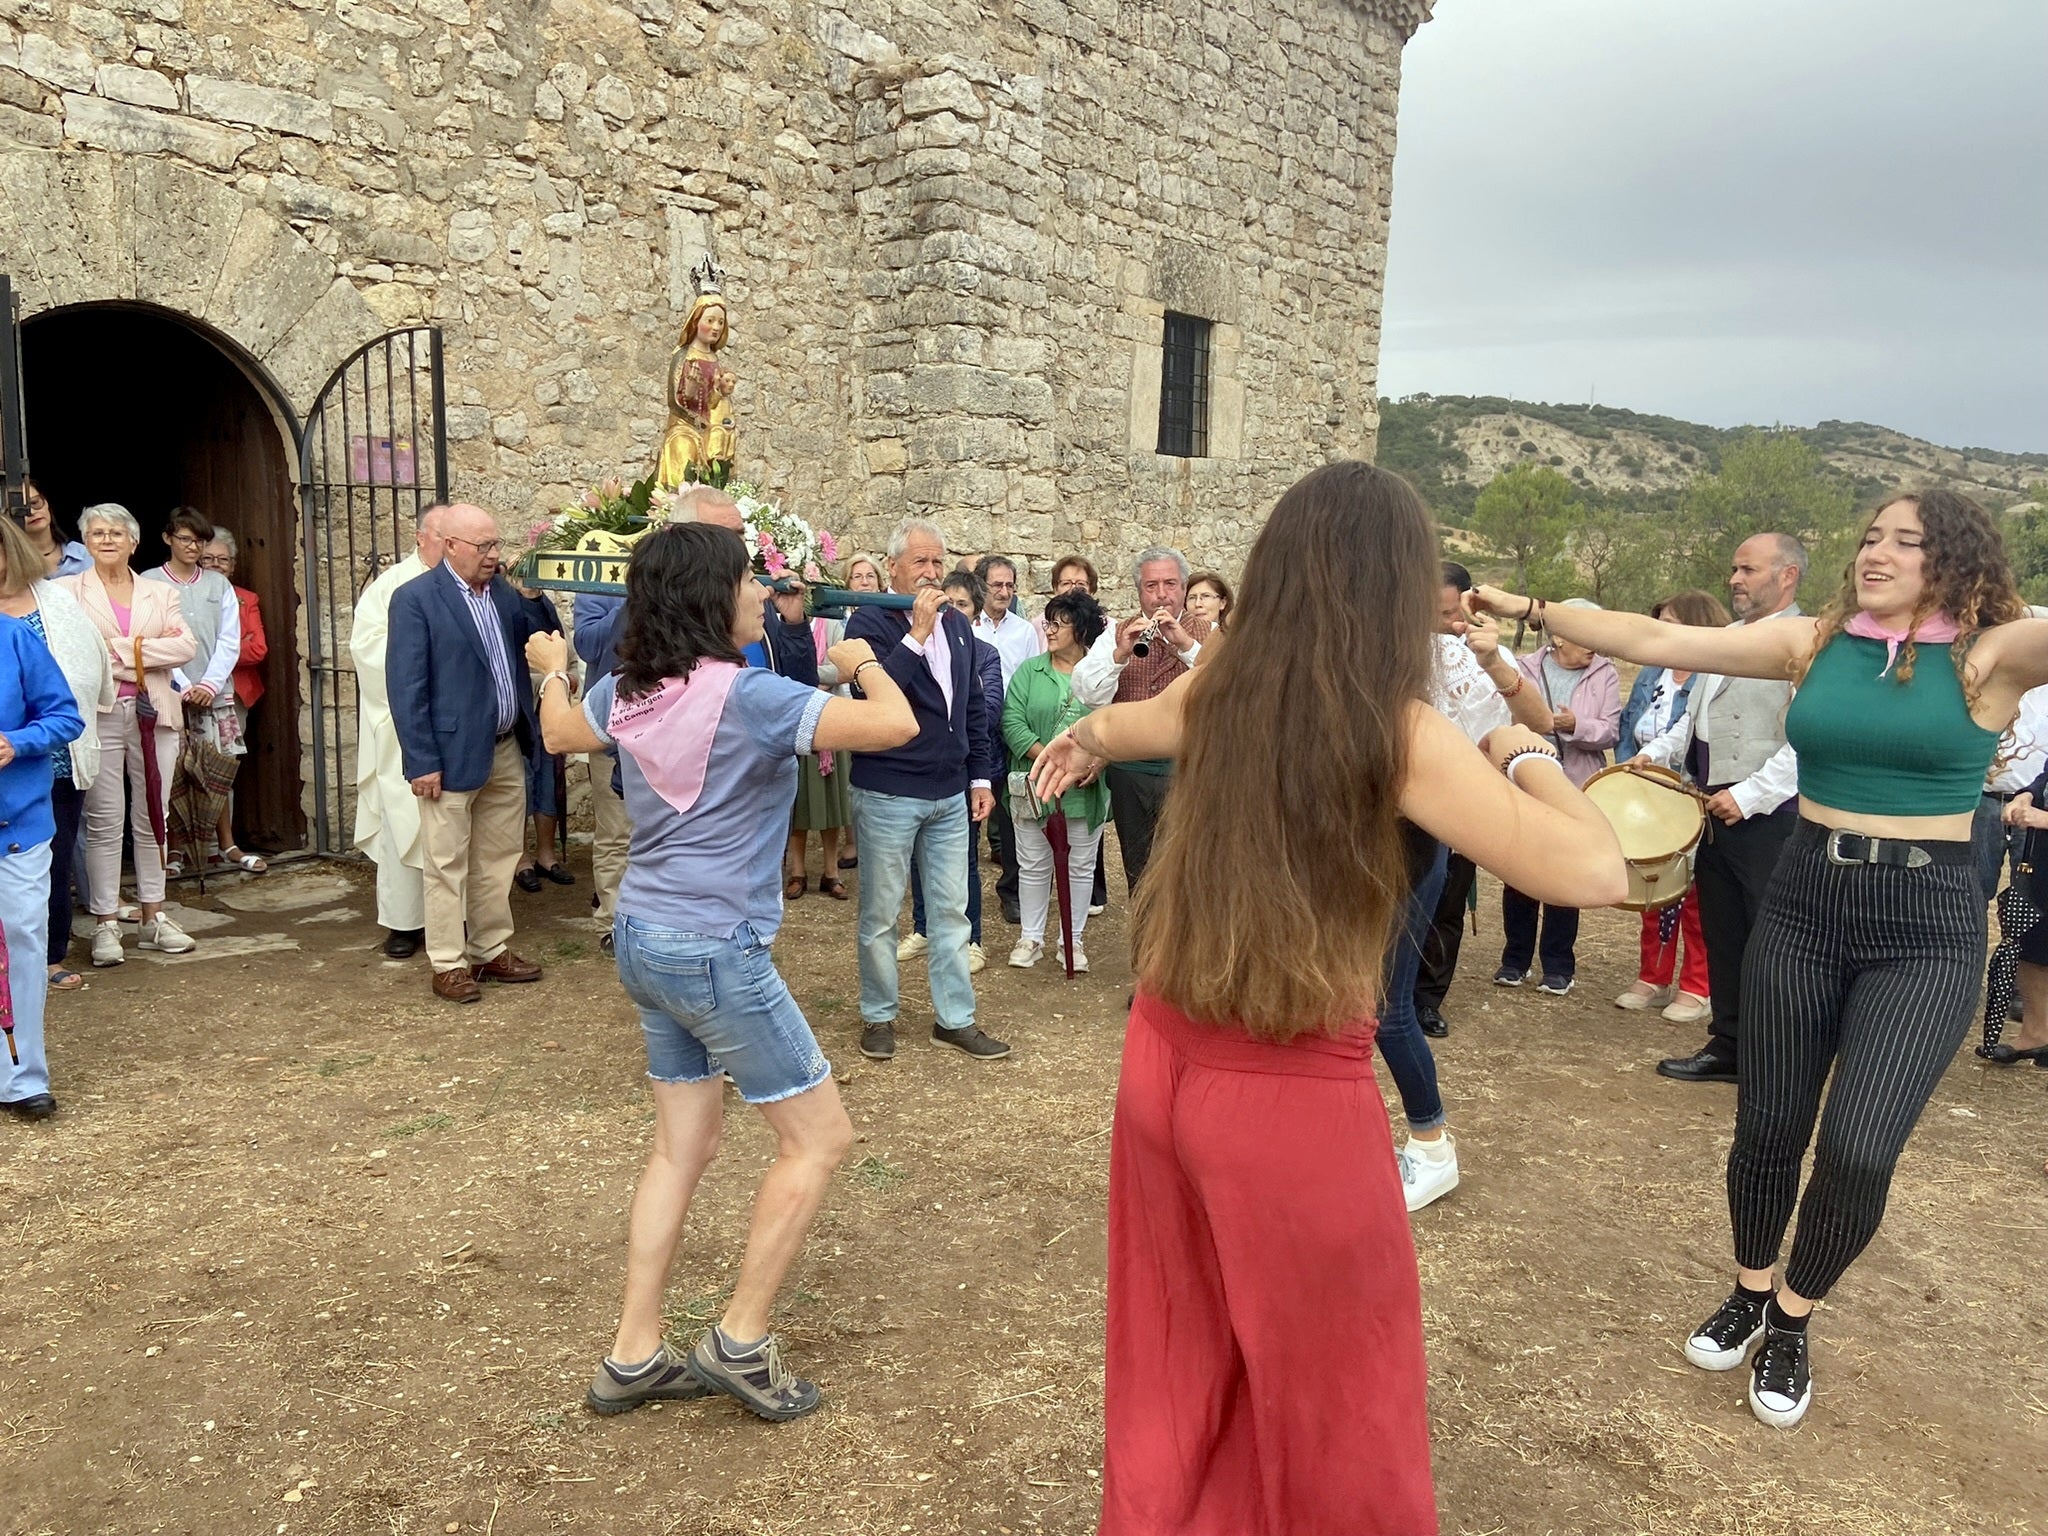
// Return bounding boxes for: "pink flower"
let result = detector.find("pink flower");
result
[819,531,840,562]
[765,552,789,575]
[581,490,601,511]
[803,561,822,584]
[526,523,544,546]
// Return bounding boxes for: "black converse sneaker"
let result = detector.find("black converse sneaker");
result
[1748,1322,1812,1428]
[1683,1289,1769,1371]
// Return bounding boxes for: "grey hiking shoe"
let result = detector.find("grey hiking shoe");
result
[859,1022,896,1060]
[686,1330,821,1422]
[932,1023,1011,1059]
[586,1343,712,1415]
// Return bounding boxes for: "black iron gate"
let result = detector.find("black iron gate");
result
[299,328,448,854]
[0,276,28,518]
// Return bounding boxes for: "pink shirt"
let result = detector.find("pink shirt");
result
[111,599,138,700]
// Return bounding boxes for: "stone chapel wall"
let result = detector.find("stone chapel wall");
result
[1,0,1429,601]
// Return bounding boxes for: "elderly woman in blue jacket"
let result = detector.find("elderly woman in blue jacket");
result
[1614,589,1729,1020]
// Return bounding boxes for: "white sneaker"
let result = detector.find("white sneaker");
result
[1008,939,1042,968]
[1058,940,1089,973]
[896,932,928,961]
[1616,982,1675,1011]
[1087,903,1105,917]
[91,920,126,968]
[1398,1133,1459,1213]
[1661,991,1711,1024]
[967,942,987,975]
[138,913,196,954]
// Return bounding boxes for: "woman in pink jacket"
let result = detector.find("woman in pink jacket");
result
[63,504,199,965]
[1495,604,1621,995]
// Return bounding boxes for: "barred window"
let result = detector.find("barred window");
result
[1156,311,1211,458]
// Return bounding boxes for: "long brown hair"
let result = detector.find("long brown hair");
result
[1131,462,1438,1040]
[0,515,42,598]
[1802,489,2024,692]
[1656,589,1730,629]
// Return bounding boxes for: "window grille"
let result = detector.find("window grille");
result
[1156,311,1211,458]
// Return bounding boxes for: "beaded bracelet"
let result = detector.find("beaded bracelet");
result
[1501,747,1562,787]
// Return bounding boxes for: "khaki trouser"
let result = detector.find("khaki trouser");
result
[418,736,526,973]
[589,751,630,926]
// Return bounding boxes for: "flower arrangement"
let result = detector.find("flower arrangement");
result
[730,481,840,584]
[529,473,678,553]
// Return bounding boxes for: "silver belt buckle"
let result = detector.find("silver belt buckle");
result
[1824,828,1865,866]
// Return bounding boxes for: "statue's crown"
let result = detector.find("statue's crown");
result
[689,253,725,298]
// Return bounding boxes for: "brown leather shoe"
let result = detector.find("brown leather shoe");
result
[433,967,482,1004]
[472,950,543,984]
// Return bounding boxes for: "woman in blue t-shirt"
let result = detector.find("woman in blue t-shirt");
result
[526,521,916,1424]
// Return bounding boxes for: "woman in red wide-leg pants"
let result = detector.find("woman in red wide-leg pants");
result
[1026,464,1627,1536]
[1101,993,1435,1536]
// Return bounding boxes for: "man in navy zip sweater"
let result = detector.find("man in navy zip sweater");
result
[846,518,1010,1063]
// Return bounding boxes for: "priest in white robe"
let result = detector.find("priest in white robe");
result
[351,506,447,956]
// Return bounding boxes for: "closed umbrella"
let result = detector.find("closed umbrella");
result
[1,927,17,1066]
[131,639,171,873]
[1044,808,1076,981]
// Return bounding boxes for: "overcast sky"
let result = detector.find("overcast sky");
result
[1378,0,2048,454]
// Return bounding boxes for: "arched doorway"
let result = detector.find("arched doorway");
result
[20,302,306,852]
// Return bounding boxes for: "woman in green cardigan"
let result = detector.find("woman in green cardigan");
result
[1003,589,1113,970]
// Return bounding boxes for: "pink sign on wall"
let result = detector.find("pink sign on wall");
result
[348,436,419,485]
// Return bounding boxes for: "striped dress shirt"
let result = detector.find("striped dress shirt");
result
[449,564,518,734]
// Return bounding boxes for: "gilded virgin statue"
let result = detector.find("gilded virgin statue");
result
[656,263,738,489]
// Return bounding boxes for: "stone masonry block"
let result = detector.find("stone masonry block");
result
[188,75,336,142]
[0,105,58,150]
[19,34,94,94]
[98,64,180,111]
[62,95,255,172]
[203,202,342,359]
[130,157,247,316]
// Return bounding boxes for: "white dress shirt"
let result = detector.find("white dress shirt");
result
[974,608,1044,687]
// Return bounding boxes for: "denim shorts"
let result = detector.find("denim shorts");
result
[612,916,831,1104]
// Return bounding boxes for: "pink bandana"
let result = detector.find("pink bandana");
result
[608,661,742,816]
[1844,609,1960,677]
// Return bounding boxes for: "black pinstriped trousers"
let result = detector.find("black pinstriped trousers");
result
[1729,820,1983,1300]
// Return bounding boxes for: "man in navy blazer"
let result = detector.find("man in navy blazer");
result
[846,518,1009,1064]
[387,502,547,1003]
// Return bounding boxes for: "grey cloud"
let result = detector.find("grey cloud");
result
[1380,0,2048,450]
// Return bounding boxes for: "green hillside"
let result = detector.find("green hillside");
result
[1375,395,2048,610]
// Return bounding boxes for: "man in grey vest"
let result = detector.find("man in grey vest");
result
[1633,533,1805,1083]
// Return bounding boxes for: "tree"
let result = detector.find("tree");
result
[1566,501,1664,613]
[2004,482,2048,605]
[1669,431,1859,596]
[1471,463,1579,593]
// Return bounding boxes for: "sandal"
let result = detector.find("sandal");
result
[837,853,859,870]
[819,876,849,901]
[47,968,85,993]
[784,875,806,900]
[219,846,268,874]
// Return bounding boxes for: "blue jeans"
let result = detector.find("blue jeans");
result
[1501,888,1580,980]
[911,793,982,944]
[1,840,54,1102]
[612,916,830,1104]
[1377,843,1449,1133]
[852,787,977,1032]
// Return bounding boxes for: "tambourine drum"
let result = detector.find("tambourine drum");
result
[1581,762,1705,912]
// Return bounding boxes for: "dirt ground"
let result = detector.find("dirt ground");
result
[8,845,2047,1536]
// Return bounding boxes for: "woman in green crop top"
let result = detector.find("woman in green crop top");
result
[1473,488,2048,1433]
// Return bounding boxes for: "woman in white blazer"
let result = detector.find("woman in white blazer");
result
[0,518,113,990]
